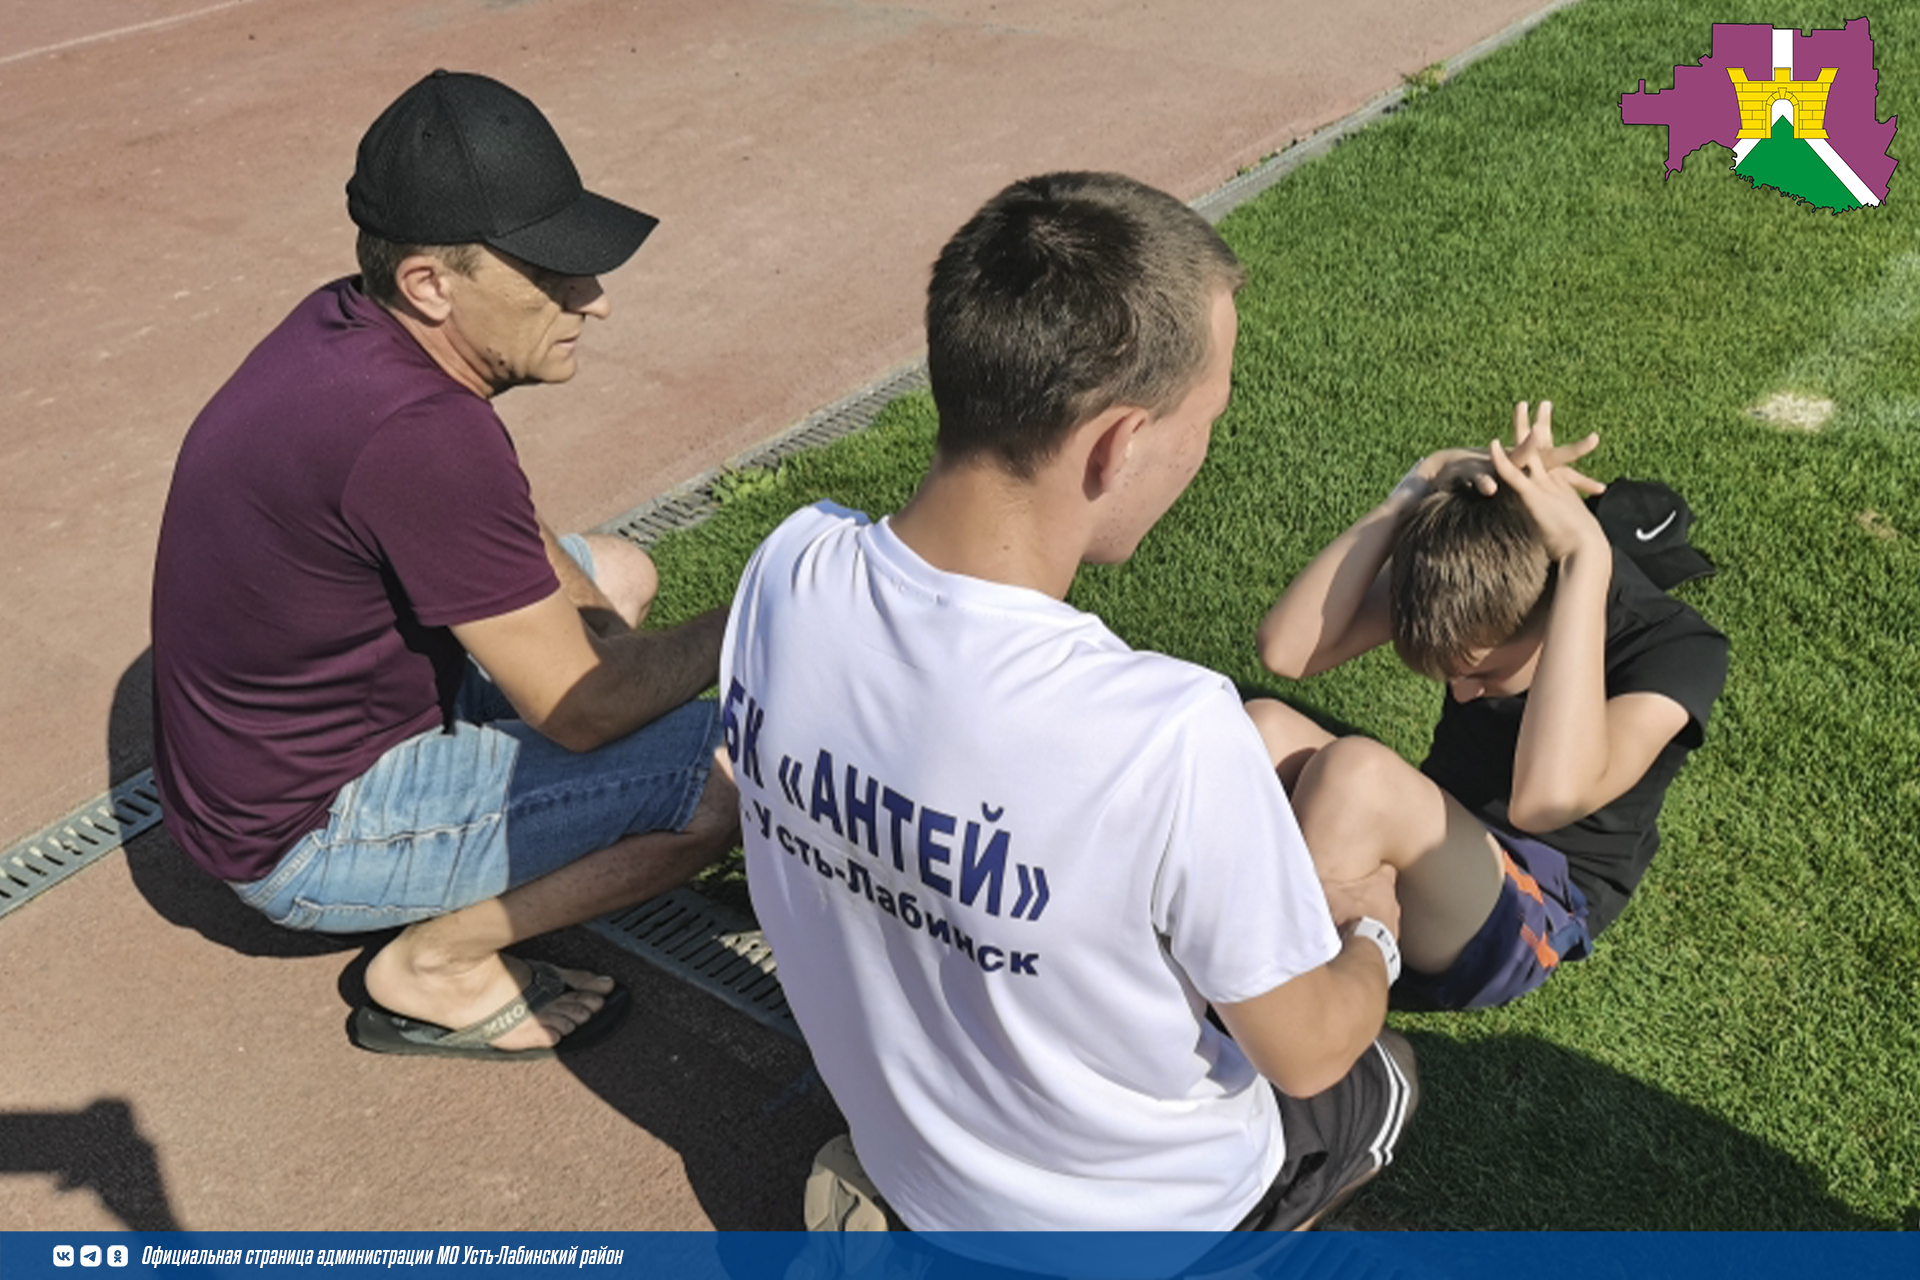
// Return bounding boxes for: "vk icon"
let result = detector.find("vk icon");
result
[108,1246,130,1267]
[81,1245,103,1267]
[53,1245,75,1267]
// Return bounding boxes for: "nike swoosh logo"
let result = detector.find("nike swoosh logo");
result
[1635,510,1678,541]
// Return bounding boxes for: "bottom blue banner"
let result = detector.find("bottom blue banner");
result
[0,1231,1911,1280]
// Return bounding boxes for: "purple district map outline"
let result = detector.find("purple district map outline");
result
[1621,19,1897,200]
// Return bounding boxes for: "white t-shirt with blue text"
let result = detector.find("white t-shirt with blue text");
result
[720,503,1341,1246]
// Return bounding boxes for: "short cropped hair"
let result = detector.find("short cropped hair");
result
[925,172,1245,477]
[355,230,481,307]
[1389,479,1556,680]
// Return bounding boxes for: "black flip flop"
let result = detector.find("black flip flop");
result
[350,959,630,1060]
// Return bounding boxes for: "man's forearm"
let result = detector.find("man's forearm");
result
[1219,940,1390,1099]
[548,607,727,751]
[1317,934,1394,1056]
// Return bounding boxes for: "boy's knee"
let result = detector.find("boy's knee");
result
[1244,697,1333,789]
[1297,735,1404,818]
[1245,698,1301,746]
[582,535,659,627]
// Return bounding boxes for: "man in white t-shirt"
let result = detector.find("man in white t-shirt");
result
[720,173,1415,1264]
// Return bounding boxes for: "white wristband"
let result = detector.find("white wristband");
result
[1350,916,1401,985]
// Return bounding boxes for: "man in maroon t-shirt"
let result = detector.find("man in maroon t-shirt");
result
[152,71,737,1058]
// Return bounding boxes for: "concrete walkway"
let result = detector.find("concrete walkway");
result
[3,0,1555,1231]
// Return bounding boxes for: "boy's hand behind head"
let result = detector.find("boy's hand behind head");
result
[1395,447,1495,505]
[1489,401,1610,563]
[1396,402,1604,511]
[1505,400,1607,487]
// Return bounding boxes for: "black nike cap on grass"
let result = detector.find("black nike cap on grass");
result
[1588,479,1717,591]
[347,69,656,277]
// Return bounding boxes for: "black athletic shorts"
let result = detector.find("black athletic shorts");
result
[1230,1031,1419,1232]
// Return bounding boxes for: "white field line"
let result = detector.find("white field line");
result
[0,0,265,69]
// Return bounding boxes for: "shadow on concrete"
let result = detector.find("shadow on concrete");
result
[107,648,154,795]
[562,1037,840,1230]
[1368,1030,1882,1229]
[107,652,834,1230]
[112,649,357,959]
[0,1099,183,1230]
[313,924,840,1229]
[535,929,846,1231]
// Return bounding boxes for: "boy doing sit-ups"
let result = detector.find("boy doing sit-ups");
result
[1249,403,1727,1010]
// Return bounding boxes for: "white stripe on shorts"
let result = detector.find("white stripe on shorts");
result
[1367,1039,1414,1170]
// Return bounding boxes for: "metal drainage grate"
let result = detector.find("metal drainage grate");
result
[596,359,930,546]
[0,771,164,920]
[586,887,797,1040]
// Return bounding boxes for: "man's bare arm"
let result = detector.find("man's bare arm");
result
[452,590,725,753]
[1216,948,1389,1098]
[1215,864,1398,1098]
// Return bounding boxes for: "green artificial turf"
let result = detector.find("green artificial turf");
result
[641,0,1917,1230]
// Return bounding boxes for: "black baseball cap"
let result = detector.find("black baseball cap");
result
[347,69,656,277]
[1587,479,1717,590]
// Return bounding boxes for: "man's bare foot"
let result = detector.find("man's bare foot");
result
[365,942,615,1052]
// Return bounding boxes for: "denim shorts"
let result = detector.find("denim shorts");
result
[233,536,727,934]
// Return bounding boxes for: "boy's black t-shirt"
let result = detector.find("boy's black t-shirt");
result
[1419,547,1729,936]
